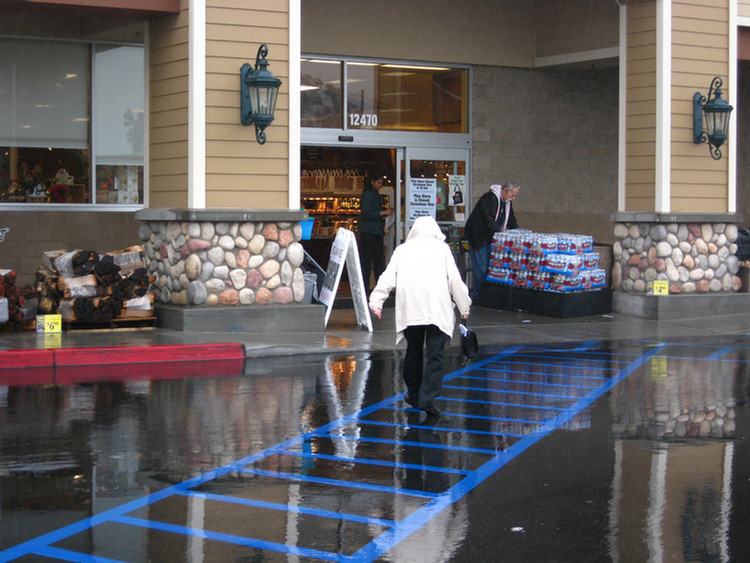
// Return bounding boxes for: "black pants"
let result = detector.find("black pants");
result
[359,232,384,294]
[403,325,449,411]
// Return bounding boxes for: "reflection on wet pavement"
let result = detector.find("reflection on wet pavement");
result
[1,339,749,562]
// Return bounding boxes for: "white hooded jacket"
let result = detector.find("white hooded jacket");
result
[369,216,472,344]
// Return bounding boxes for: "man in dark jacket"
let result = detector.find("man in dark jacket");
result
[464,182,520,299]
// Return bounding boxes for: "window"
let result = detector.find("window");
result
[0,38,145,206]
[302,58,468,133]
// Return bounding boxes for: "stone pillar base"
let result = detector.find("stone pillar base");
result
[135,208,310,307]
[611,214,741,295]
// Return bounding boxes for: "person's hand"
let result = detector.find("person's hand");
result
[370,305,382,319]
[461,313,469,320]
[382,208,394,217]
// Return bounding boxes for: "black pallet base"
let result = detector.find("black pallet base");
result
[63,316,157,331]
[475,282,612,318]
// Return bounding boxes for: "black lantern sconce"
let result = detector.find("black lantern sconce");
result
[693,76,733,160]
[241,44,282,144]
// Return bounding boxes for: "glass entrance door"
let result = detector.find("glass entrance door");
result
[397,147,469,244]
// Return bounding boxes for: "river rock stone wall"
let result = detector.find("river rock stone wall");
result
[138,220,308,306]
[612,222,741,293]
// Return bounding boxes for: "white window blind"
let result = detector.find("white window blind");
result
[93,45,144,165]
[0,39,89,148]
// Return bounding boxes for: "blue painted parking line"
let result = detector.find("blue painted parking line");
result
[456,374,599,389]
[478,366,609,381]
[1,341,675,563]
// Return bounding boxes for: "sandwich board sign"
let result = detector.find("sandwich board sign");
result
[319,228,373,331]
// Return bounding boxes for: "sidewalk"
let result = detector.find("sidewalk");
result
[2,304,749,368]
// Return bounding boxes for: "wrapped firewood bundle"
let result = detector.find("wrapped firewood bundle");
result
[94,254,122,286]
[58,274,98,299]
[106,246,144,276]
[59,295,123,323]
[72,250,99,276]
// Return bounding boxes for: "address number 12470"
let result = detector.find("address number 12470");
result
[349,113,378,127]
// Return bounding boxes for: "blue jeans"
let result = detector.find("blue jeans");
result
[469,242,491,300]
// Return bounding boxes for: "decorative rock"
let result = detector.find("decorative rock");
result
[689,268,704,281]
[687,223,701,238]
[272,286,293,304]
[246,269,263,289]
[256,287,273,304]
[208,246,225,265]
[235,236,248,249]
[261,260,281,279]
[292,268,305,301]
[249,255,264,268]
[656,241,672,257]
[650,224,667,241]
[169,261,185,279]
[726,223,738,241]
[670,248,683,266]
[682,282,696,293]
[237,249,250,269]
[682,254,694,269]
[187,280,208,305]
[206,293,219,306]
[201,222,215,240]
[696,280,710,293]
[185,254,202,280]
[215,221,230,235]
[219,289,239,305]
[225,251,237,269]
[181,238,212,258]
[732,275,742,291]
[278,229,295,248]
[262,241,280,260]
[199,261,214,281]
[262,223,279,241]
[219,235,235,251]
[206,278,226,293]
[138,224,152,241]
[694,238,708,254]
[281,261,293,286]
[239,287,255,304]
[701,224,713,242]
[248,234,265,254]
[266,274,281,290]
[633,279,646,292]
[230,268,247,289]
[708,279,722,292]
[239,222,255,240]
[213,265,229,279]
[178,273,190,289]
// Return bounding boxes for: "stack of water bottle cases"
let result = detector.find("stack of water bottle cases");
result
[487,230,606,292]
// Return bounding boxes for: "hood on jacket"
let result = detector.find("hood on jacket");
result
[406,216,446,242]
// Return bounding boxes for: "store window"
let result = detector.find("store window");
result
[301,58,468,133]
[0,38,144,206]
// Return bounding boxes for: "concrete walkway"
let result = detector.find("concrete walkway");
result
[2,303,749,365]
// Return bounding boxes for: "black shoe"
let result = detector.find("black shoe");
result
[404,393,419,408]
[423,405,441,417]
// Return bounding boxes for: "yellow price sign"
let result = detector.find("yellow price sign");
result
[652,280,669,295]
[36,314,62,333]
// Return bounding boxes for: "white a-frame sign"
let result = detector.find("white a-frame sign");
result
[318,228,373,331]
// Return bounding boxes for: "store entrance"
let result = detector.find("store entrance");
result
[300,146,397,294]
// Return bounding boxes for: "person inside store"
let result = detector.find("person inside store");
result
[359,171,394,294]
[369,215,471,417]
[464,182,521,299]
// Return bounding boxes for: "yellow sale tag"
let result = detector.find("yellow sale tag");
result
[37,314,62,333]
[652,280,669,295]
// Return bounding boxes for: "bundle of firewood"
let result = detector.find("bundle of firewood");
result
[36,246,154,323]
[1,269,38,326]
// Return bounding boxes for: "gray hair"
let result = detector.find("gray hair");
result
[503,182,520,191]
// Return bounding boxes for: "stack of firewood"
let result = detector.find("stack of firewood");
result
[0,269,38,327]
[35,246,155,323]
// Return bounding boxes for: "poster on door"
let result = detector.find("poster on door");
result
[449,175,466,206]
[408,177,437,221]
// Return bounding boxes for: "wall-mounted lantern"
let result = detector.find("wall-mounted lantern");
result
[693,76,733,160]
[241,44,282,145]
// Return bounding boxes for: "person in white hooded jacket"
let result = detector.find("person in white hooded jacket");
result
[369,215,471,416]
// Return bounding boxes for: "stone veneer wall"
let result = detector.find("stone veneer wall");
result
[612,221,741,294]
[136,209,310,306]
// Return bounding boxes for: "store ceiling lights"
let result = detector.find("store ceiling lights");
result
[693,76,733,160]
[241,44,282,145]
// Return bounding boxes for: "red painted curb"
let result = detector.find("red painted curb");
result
[53,343,245,366]
[1,343,245,369]
[0,349,56,369]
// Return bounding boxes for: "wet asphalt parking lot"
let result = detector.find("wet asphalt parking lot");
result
[1,335,750,563]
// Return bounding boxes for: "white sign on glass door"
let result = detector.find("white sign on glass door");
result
[409,178,437,221]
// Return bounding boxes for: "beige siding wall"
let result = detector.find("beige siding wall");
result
[670,0,730,213]
[149,3,189,207]
[205,0,289,208]
[740,0,750,18]
[625,2,657,211]
[534,0,619,58]
[301,0,535,67]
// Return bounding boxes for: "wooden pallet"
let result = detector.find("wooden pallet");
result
[63,315,157,332]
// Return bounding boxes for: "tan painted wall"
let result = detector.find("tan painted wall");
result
[149,3,189,207]
[301,0,536,67]
[205,0,289,208]
[670,0,730,213]
[534,0,619,59]
[740,0,750,18]
[625,2,657,211]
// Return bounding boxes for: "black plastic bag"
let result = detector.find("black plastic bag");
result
[459,321,478,359]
